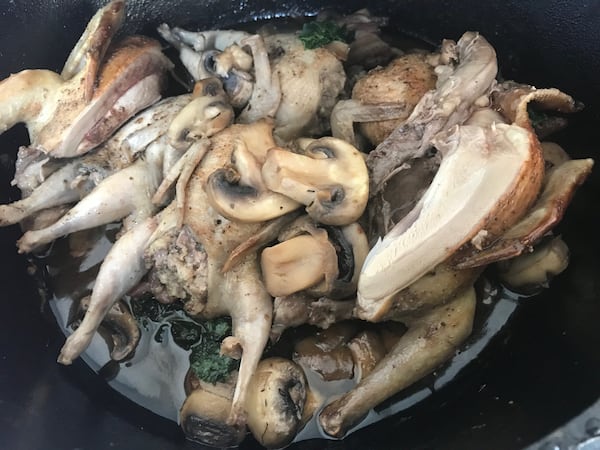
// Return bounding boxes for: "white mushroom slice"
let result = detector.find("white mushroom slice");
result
[337,222,370,297]
[262,137,369,226]
[358,122,544,319]
[205,140,301,223]
[261,233,338,297]
[166,78,234,150]
[492,81,581,133]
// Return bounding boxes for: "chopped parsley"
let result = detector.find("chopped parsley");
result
[188,317,238,384]
[299,20,350,49]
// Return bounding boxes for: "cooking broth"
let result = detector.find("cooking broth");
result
[42,223,523,442]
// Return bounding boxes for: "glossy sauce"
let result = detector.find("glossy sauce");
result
[43,223,524,442]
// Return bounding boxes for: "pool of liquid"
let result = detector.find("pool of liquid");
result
[42,222,524,443]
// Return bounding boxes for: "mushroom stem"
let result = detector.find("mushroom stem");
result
[166,82,233,149]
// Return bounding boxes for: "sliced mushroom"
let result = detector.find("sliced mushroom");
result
[261,234,338,298]
[205,140,301,223]
[491,81,582,136]
[166,78,234,149]
[497,235,570,292]
[329,222,369,299]
[262,137,369,225]
[215,44,253,74]
[245,357,308,449]
[73,297,140,362]
[358,122,544,319]
[261,215,367,299]
[293,322,357,381]
[180,375,246,448]
[348,330,387,381]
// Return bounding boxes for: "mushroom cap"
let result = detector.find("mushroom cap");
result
[245,357,309,449]
[205,129,301,223]
[262,137,369,226]
[180,383,245,448]
[497,235,570,293]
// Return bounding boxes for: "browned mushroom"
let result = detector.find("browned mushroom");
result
[245,357,309,448]
[179,374,246,448]
[293,322,358,381]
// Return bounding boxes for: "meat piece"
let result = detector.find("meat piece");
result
[352,53,438,146]
[144,226,209,311]
[0,95,192,227]
[358,121,545,320]
[319,286,476,437]
[58,216,159,364]
[264,33,347,140]
[367,32,498,194]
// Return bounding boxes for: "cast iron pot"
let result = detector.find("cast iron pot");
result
[1,1,599,449]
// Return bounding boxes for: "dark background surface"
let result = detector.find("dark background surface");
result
[1,1,600,449]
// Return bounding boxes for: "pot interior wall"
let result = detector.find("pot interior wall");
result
[1,1,600,449]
